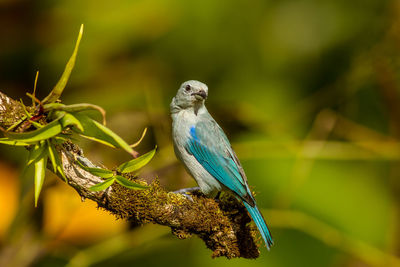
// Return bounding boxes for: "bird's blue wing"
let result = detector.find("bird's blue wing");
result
[186,119,273,248]
[185,121,251,202]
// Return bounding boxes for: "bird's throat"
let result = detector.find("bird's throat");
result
[193,102,203,116]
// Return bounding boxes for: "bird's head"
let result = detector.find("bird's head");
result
[171,80,208,112]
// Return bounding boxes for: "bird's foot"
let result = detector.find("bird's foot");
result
[174,187,201,194]
[173,187,201,202]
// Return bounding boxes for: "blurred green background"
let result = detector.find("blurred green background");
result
[0,0,399,266]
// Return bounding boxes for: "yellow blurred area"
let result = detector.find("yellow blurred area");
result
[43,180,127,244]
[0,162,19,239]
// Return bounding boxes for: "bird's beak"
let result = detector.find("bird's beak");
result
[191,90,207,100]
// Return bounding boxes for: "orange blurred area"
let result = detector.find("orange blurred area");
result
[43,178,127,244]
[0,162,19,240]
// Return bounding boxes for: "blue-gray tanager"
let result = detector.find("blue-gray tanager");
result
[171,80,273,249]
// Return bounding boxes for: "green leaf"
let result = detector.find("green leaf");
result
[73,114,135,155]
[5,116,27,132]
[60,112,84,131]
[57,165,67,181]
[117,147,156,173]
[6,118,63,143]
[27,142,47,166]
[44,138,66,180]
[42,24,84,104]
[31,70,39,107]
[53,134,72,143]
[91,120,135,155]
[89,177,116,191]
[76,159,114,178]
[115,175,148,190]
[46,140,57,173]
[34,153,47,207]
[0,138,30,146]
[44,103,106,125]
[79,135,118,148]
[30,120,45,129]
[46,140,65,181]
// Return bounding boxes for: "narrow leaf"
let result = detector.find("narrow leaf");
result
[26,92,41,106]
[27,142,46,166]
[46,140,57,172]
[115,175,148,190]
[20,100,32,118]
[43,103,106,125]
[76,159,114,178]
[34,154,47,207]
[7,118,63,143]
[89,177,115,191]
[57,165,67,181]
[52,146,66,181]
[45,110,66,123]
[92,120,134,155]
[73,114,134,155]
[60,112,84,131]
[48,141,67,181]
[30,120,45,129]
[117,147,156,173]
[0,138,30,146]
[30,70,40,107]
[42,24,84,104]
[79,134,117,148]
[6,116,27,132]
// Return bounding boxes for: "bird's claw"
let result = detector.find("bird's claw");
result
[173,187,201,202]
[181,193,194,202]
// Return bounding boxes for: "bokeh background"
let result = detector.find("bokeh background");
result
[0,0,399,266]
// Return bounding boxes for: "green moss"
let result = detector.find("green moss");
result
[100,177,260,258]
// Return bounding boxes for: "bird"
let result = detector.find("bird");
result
[170,80,273,249]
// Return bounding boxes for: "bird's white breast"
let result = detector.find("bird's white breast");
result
[171,107,222,196]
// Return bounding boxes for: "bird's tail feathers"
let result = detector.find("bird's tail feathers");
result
[243,202,273,249]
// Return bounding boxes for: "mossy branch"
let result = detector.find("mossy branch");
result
[0,91,260,259]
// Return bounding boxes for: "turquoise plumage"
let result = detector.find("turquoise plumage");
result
[171,80,273,248]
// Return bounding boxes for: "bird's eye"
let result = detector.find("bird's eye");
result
[185,85,191,91]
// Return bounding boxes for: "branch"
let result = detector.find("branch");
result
[0,91,260,259]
